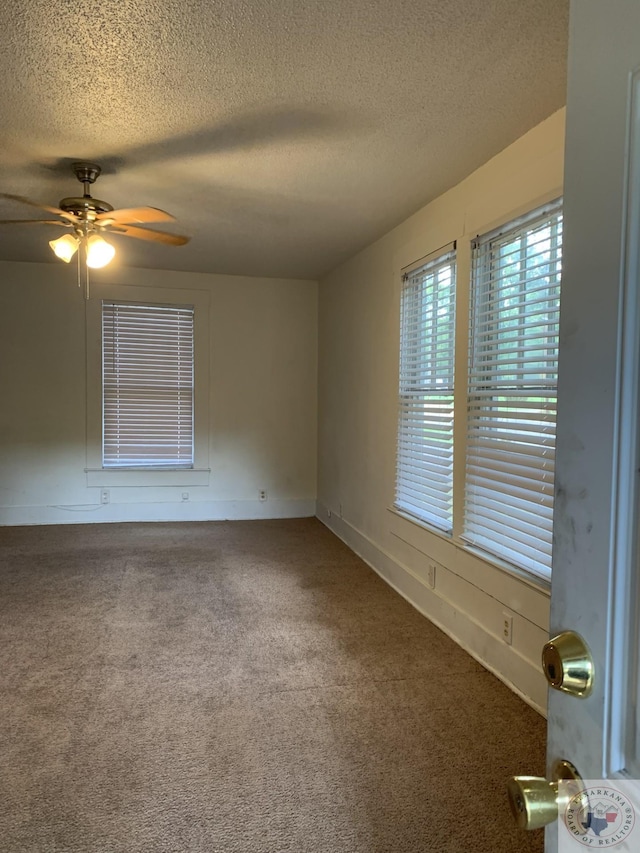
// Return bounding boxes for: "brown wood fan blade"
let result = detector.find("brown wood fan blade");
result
[0,193,78,223]
[109,224,190,245]
[96,206,176,225]
[0,218,69,226]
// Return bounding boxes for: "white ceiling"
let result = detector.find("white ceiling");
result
[0,0,569,280]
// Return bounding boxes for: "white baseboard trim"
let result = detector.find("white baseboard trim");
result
[0,499,316,526]
[316,502,547,717]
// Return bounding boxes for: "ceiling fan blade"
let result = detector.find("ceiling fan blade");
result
[0,193,78,223]
[109,224,190,246]
[0,218,69,226]
[96,206,176,225]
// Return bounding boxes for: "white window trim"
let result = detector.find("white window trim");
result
[85,283,210,487]
[395,242,456,533]
[394,190,563,584]
[464,198,562,580]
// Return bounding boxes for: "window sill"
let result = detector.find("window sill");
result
[85,468,211,488]
[388,505,551,595]
[461,542,552,593]
[388,506,453,540]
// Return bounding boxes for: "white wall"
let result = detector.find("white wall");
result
[317,109,566,713]
[0,261,317,524]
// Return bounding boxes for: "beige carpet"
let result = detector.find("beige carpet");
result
[0,518,545,852]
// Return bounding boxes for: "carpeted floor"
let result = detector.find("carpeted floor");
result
[0,518,545,852]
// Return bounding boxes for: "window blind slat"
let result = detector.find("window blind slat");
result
[102,301,195,468]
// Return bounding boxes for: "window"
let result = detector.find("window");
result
[464,200,562,578]
[394,200,562,582]
[102,301,195,468]
[395,245,456,532]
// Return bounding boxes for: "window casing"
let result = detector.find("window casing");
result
[464,201,562,579]
[395,245,456,532]
[102,301,195,469]
[85,282,210,489]
[395,199,562,582]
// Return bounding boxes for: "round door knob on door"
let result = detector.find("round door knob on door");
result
[508,776,559,831]
[507,760,583,831]
[542,631,594,697]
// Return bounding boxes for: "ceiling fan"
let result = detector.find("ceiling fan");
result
[0,161,189,270]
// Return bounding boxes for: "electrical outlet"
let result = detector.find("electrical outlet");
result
[502,612,513,645]
[427,563,436,589]
[339,503,343,518]
[181,492,189,502]
[259,489,267,502]
[100,489,109,505]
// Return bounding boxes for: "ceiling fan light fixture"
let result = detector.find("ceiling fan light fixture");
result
[49,233,79,263]
[86,233,115,269]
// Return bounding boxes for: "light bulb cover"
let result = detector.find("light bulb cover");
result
[49,233,79,263]
[86,234,116,269]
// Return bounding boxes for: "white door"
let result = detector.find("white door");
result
[543,1,640,850]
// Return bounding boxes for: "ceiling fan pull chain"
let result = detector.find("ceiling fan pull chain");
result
[75,240,90,299]
[82,241,90,300]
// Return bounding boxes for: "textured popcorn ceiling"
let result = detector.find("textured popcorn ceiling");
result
[0,0,569,280]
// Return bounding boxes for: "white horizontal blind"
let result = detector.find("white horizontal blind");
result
[465,200,563,578]
[396,246,456,532]
[102,301,194,468]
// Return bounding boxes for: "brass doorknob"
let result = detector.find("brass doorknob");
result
[507,760,583,831]
[542,631,594,697]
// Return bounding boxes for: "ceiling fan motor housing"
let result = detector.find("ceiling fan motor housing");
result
[59,196,114,218]
[59,161,113,219]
